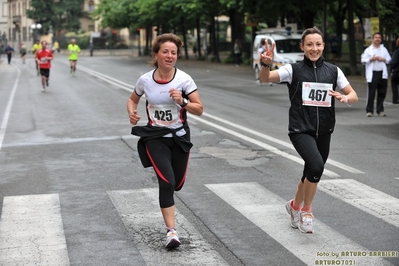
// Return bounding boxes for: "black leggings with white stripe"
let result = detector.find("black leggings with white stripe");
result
[145,136,190,208]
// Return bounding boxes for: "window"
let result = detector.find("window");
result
[88,0,95,12]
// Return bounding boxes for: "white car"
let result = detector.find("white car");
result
[253,31,304,84]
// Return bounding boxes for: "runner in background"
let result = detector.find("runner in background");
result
[35,40,54,92]
[20,43,27,64]
[67,39,81,76]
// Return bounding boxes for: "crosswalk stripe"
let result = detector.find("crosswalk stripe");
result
[205,182,394,266]
[107,189,229,266]
[318,179,399,228]
[0,194,70,266]
[188,114,340,178]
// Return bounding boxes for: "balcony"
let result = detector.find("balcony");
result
[12,15,21,23]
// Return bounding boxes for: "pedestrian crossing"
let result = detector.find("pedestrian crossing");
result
[0,194,69,266]
[0,179,398,265]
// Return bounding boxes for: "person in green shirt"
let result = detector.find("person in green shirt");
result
[67,39,81,76]
[32,40,42,75]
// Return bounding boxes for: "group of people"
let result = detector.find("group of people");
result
[126,27,358,250]
[30,39,81,91]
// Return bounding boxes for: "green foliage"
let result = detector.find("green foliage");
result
[27,0,85,34]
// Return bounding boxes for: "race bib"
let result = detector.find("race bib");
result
[147,104,179,126]
[40,58,48,63]
[302,82,332,107]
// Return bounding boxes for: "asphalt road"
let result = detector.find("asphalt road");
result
[0,53,398,266]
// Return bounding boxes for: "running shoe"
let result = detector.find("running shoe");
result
[285,200,300,229]
[165,230,180,249]
[298,212,314,233]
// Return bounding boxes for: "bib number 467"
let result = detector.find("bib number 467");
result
[308,89,327,102]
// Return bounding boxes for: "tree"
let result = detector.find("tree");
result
[27,0,85,36]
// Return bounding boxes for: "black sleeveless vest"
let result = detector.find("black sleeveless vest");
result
[287,56,338,136]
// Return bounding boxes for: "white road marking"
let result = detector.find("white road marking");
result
[199,112,364,174]
[74,64,364,176]
[205,182,394,266]
[190,114,341,177]
[0,66,20,154]
[318,179,399,228]
[2,134,136,148]
[0,194,70,265]
[75,65,135,93]
[108,188,229,266]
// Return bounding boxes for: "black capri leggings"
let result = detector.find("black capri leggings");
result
[289,133,331,183]
[145,136,190,208]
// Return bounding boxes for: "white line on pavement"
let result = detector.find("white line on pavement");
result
[0,66,20,154]
[198,112,364,174]
[205,182,394,266]
[73,65,363,176]
[189,114,340,178]
[0,194,70,266]
[75,65,135,93]
[318,179,399,228]
[108,189,229,266]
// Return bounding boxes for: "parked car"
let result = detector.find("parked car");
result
[253,30,304,83]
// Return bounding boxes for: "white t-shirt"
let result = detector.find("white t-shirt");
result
[135,68,197,136]
[277,64,350,90]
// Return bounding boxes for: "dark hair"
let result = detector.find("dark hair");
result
[372,32,382,39]
[260,38,266,45]
[301,26,324,44]
[150,33,183,67]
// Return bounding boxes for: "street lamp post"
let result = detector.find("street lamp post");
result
[30,23,42,47]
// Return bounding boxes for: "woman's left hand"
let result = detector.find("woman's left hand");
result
[329,90,347,103]
[169,88,184,105]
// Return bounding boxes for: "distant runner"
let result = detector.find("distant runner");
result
[67,39,81,76]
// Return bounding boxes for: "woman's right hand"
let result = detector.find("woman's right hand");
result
[129,110,141,125]
[261,43,275,65]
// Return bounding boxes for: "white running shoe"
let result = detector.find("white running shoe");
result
[285,200,300,229]
[298,212,314,233]
[165,230,181,249]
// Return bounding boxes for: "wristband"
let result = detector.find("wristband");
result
[260,61,271,68]
[343,95,352,107]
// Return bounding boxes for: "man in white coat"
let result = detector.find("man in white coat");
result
[361,32,391,117]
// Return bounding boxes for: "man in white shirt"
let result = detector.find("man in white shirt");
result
[361,32,391,117]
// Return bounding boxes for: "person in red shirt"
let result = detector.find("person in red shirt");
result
[35,40,54,91]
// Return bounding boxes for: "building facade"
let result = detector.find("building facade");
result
[2,0,100,49]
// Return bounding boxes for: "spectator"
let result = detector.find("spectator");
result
[233,39,242,67]
[328,34,340,64]
[90,42,94,57]
[390,37,399,105]
[361,32,391,117]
